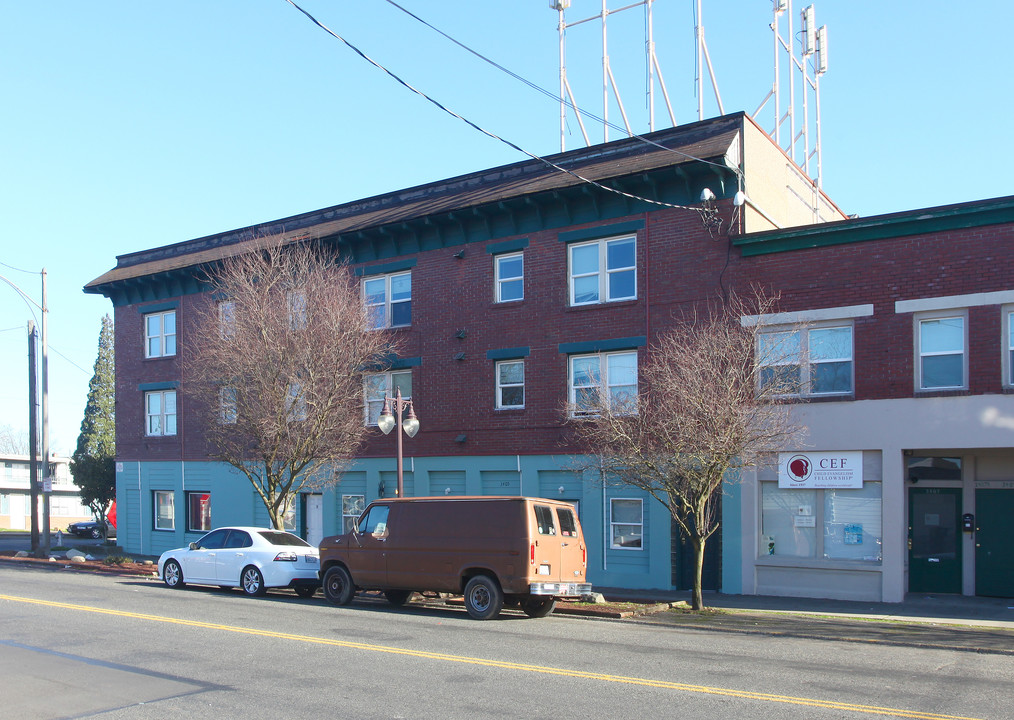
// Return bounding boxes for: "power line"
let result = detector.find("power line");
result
[283,0,713,215]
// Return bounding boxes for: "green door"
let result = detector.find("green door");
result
[975,490,1014,597]
[908,488,962,594]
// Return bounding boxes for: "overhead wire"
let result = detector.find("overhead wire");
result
[283,0,720,215]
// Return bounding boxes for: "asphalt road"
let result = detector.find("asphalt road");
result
[2,564,1012,720]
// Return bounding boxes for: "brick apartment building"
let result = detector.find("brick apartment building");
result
[85,112,1014,601]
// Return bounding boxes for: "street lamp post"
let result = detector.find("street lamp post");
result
[377,388,419,498]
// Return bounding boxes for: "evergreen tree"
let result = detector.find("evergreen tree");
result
[71,314,116,533]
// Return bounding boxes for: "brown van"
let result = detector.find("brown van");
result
[318,496,591,619]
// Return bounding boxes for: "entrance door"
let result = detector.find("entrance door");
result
[974,489,1014,597]
[908,488,961,594]
[305,494,323,547]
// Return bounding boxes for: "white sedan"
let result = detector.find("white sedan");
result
[158,527,320,598]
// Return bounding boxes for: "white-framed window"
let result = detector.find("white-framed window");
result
[218,300,236,339]
[495,359,525,409]
[495,252,523,303]
[154,490,174,531]
[220,387,238,425]
[569,350,638,416]
[282,498,297,532]
[144,310,176,358]
[286,382,307,422]
[342,494,365,533]
[364,272,411,329]
[1006,308,1014,387]
[568,235,636,306]
[917,313,966,390]
[757,324,854,397]
[287,289,307,331]
[364,370,412,425]
[609,498,643,549]
[186,491,211,532]
[145,390,177,436]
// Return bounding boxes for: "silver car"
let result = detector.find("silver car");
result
[158,527,320,598]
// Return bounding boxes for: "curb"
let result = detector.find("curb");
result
[0,555,159,578]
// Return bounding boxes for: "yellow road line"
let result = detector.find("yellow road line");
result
[0,594,982,720]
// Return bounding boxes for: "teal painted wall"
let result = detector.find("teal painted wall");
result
[116,453,716,593]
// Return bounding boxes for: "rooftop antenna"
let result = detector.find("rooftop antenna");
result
[551,0,674,151]
[753,1,828,187]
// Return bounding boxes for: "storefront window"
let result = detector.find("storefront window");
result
[760,481,882,563]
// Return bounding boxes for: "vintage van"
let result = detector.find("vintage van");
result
[318,496,591,619]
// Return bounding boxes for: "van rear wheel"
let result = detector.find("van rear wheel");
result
[463,575,503,620]
[323,566,355,606]
[521,596,556,618]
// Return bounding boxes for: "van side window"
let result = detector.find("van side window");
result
[557,508,577,537]
[358,505,390,536]
[534,505,557,535]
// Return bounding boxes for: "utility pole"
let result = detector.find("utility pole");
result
[28,321,40,555]
[41,268,50,552]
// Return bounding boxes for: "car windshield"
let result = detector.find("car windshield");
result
[258,531,311,547]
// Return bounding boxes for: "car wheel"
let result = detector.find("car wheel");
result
[383,590,411,606]
[294,586,317,599]
[463,575,503,620]
[520,596,556,618]
[241,566,267,596]
[322,566,354,606]
[90,528,102,539]
[163,559,185,589]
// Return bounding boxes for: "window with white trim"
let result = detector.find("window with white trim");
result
[287,289,307,330]
[342,494,365,533]
[568,236,636,306]
[286,382,307,422]
[145,390,177,436]
[364,370,412,425]
[364,272,411,329]
[495,252,523,303]
[1004,308,1014,387]
[218,300,236,339]
[495,359,524,409]
[154,490,174,531]
[610,498,643,549]
[144,310,176,358]
[757,324,854,397]
[569,350,638,416]
[917,314,966,390]
[220,387,238,425]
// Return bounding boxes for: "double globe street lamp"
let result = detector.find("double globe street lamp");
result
[377,387,419,498]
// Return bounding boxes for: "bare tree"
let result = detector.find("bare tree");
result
[186,240,396,530]
[0,424,29,455]
[569,290,802,611]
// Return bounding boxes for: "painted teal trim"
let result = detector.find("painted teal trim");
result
[355,259,417,276]
[558,219,645,244]
[486,346,530,360]
[137,301,178,314]
[486,238,529,255]
[558,336,646,354]
[389,356,422,369]
[734,195,1014,257]
[138,381,179,391]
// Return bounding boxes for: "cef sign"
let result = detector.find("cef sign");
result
[778,451,863,489]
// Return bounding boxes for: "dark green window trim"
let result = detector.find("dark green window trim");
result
[558,336,646,354]
[137,301,178,314]
[355,259,417,277]
[558,220,645,244]
[486,238,529,255]
[486,347,531,360]
[138,381,179,391]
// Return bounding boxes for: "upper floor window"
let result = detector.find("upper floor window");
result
[917,314,965,390]
[1005,309,1014,387]
[286,382,308,422]
[569,350,638,416]
[495,359,525,409]
[568,236,636,306]
[364,370,412,425]
[145,310,176,358]
[364,272,411,329]
[287,289,307,330]
[145,390,177,436]
[220,386,238,425]
[757,325,854,397]
[218,300,236,339]
[495,252,523,303]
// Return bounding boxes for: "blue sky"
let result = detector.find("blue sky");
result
[1,1,1011,456]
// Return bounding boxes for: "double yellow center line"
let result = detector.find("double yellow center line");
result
[0,594,982,720]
